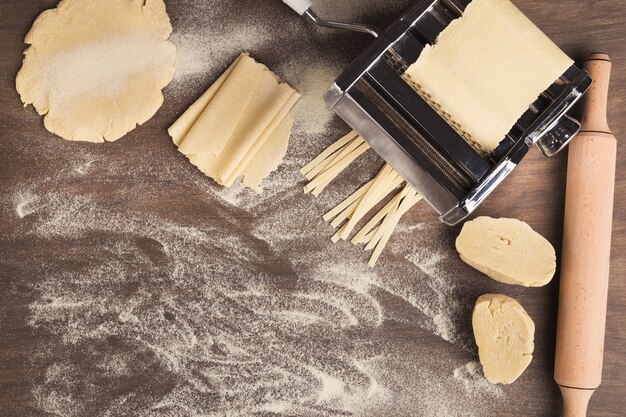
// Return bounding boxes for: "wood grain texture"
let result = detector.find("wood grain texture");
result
[0,1,624,416]
[555,54,616,417]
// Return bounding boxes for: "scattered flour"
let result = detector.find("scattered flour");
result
[73,159,94,175]
[8,0,508,415]
[308,366,346,403]
[17,186,387,416]
[453,361,504,398]
[395,222,428,234]
[282,62,341,137]
[14,191,40,218]
[45,35,168,99]
[401,248,469,346]
[12,178,502,416]
[432,312,455,342]
[171,26,270,81]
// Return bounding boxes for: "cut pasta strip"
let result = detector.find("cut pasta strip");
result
[337,164,399,241]
[331,171,398,241]
[316,137,365,176]
[330,172,404,243]
[365,196,403,251]
[303,138,365,192]
[304,135,360,180]
[323,178,375,222]
[304,134,365,181]
[367,189,423,267]
[368,190,422,268]
[365,185,414,251]
[362,227,378,245]
[300,131,371,195]
[304,141,370,196]
[330,195,362,229]
[352,185,410,245]
[330,174,404,231]
[302,130,426,267]
[300,130,358,176]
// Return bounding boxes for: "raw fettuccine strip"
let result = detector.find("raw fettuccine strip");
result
[302,133,426,266]
[301,131,371,196]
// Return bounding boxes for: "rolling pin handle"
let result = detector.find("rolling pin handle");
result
[560,387,594,417]
[580,53,612,134]
[554,53,615,417]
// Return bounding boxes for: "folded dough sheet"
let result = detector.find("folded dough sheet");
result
[169,53,300,190]
[404,0,573,153]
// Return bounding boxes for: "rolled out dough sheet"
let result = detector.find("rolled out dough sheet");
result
[16,0,176,142]
[242,115,294,191]
[177,55,265,156]
[168,55,242,146]
[404,0,573,152]
[170,53,300,191]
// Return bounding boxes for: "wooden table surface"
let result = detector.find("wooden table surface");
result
[1,0,624,416]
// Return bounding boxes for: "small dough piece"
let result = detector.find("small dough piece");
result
[171,53,300,191]
[455,217,556,287]
[473,294,535,384]
[405,0,573,152]
[16,0,176,142]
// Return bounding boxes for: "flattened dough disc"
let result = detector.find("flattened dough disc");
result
[16,0,176,143]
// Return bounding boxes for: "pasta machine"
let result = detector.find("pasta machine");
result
[282,0,591,225]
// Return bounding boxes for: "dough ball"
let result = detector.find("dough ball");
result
[16,0,176,142]
[455,216,556,287]
[472,294,535,384]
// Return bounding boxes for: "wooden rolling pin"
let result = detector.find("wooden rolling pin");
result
[554,53,616,417]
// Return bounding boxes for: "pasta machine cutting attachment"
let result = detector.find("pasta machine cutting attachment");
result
[282,0,591,225]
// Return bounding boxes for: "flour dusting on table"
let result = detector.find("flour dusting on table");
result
[6,0,509,416]
[14,165,505,416]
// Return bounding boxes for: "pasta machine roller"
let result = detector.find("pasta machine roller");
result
[283,0,591,225]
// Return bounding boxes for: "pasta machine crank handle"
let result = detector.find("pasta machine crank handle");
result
[281,0,381,38]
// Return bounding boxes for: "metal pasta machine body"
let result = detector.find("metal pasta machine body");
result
[282,0,591,225]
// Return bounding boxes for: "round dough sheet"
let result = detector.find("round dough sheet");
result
[16,0,176,142]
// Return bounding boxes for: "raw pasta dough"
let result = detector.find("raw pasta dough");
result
[300,131,371,196]
[301,134,423,266]
[473,294,535,384]
[16,0,176,142]
[170,54,300,191]
[455,217,556,287]
[405,0,573,152]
